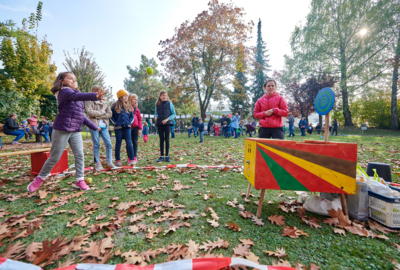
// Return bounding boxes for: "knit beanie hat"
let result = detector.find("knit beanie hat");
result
[117,89,128,99]
[22,120,27,124]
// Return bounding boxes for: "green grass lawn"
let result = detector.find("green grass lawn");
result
[0,132,400,269]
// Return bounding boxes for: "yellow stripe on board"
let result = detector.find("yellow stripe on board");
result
[257,143,356,194]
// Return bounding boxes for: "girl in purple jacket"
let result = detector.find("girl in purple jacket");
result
[27,72,105,192]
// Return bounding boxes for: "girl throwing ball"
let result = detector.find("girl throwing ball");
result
[27,72,104,192]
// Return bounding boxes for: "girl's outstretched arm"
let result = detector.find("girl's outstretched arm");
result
[61,88,98,102]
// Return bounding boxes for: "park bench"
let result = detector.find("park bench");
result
[0,148,68,175]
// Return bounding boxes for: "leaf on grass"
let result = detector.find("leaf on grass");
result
[239,239,254,246]
[207,219,219,228]
[130,214,144,224]
[245,252,259,264]
[121,250,142,264]
[233,244,250,257]
[96,215,107,221]
[333,228,346,235]
[0,241,25,259]
[146,226,162,240]
[251,216,264,226]
[129,225,139,234]
[38,190,48,199]
[263,247,287,258]
[226,222,241,232]
[268,215,286,226]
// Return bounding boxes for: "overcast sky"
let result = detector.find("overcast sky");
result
[0,0,311,104]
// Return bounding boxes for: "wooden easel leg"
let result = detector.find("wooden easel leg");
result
[246,183,252,199]
[340,194,348,216]
[256,189,266,218]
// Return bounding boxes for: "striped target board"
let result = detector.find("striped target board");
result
[244,138,357,194]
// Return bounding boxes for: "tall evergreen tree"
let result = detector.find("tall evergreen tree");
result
[251,19,271,109]
[230,44,250,116]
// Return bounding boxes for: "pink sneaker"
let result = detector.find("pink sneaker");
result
[134,157,138,163]
[27,176,44,192]
[73,180,90,191]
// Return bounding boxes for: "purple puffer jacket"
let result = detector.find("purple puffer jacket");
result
[53,87,98,132]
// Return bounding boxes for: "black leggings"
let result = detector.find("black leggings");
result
[131,127,139,158]
[158,125,170,156]
[259,127,284,139]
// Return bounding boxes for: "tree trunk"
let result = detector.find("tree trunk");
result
[319,114,323,126]
[340,49,353,126]
[390,30,400,130]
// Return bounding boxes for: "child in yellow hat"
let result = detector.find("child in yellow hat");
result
[110,89,135,166]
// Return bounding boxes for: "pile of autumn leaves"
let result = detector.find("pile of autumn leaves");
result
[0,166,399,269]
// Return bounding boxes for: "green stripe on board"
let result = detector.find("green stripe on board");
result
[257,146,309,191]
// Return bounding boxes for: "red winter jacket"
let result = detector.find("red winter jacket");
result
[253,92,289,128]
[131,107,143,130]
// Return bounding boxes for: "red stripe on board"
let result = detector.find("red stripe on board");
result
[192,258,231,270]
[115,263,155,270]
[258,140,357,162]
[166,165,177,168]
[262,147,347,193]
[53,264,78,270]
[254,147,280,190]
[0,257,6,265]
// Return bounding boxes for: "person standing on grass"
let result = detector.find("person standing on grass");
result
[288,113,295,137]
[316,123,322,135]
[331,119,338,136]
[38,119,50,143]
[142,122,149,142]
[208,116,214,136]
[253,79,289,139]
[85,85,116,171]
[198,118,205,143]
[111,90,135,166]
[27,72,105,192]
[27,115,38,134]
[213,123,220,137]
[192,113,199,138]
[154,90,176,162]
[128,94,142,165]
[231,113,240,138]
[3,113,26,144]
[299,117,307,136]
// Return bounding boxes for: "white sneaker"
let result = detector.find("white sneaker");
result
[12,141,21,145]
[95,163,104,171]
[107,163,118,169]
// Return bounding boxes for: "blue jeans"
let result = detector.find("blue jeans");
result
[301,128,306,136]
[199,131,204,142]
[114,128,134,161]
[289,124,294,136]
[7,130,25,141]
[39,131,50,142]
[193,126,198,137]
[90,127,113,163]
[171,126,175,138]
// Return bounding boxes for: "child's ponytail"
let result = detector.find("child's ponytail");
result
[51,72,73,94]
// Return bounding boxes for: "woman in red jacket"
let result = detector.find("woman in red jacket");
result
[128,94,142,164]
[253,79,289,139]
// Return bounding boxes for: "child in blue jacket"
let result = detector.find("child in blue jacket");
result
[38,120,50,142]
[198,118,204,143]
[110,90,135,166]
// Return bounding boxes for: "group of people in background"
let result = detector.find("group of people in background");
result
[5,71,336,194]
[2,114,53,144]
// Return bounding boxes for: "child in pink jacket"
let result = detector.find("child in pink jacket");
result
[27,115,38,133]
